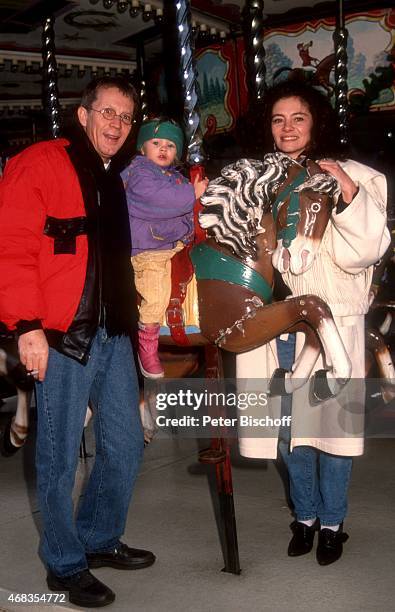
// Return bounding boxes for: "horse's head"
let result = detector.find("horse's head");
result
[271,159,340,275]
[199,156,292,260]
[200,158,266,259]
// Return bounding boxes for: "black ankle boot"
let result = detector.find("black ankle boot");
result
[316,524,349,566]
[288,520,318,556]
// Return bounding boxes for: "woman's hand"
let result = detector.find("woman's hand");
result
[318,159,358,204]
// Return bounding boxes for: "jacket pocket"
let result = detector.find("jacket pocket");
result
[44,215,88,255]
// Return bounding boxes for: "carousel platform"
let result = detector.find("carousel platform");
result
[0,396,394,612]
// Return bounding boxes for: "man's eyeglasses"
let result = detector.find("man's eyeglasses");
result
[84,106,134,126]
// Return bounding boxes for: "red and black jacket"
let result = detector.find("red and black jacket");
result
[0,125,137,363]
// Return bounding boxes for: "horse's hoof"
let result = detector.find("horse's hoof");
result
[310,369,335,404]
[269,368,291,396]
[0,416,27,457]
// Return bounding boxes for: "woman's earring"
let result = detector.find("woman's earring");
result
[273,141,278,152]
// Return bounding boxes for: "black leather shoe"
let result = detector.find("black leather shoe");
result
[288,520,318,556]
[47,569,115,608]
[316,525,349,566]
[86,542,156,570]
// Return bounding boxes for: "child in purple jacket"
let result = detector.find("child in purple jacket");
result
[122,118,208,378]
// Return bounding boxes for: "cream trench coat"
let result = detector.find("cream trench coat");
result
[237,159,391,459]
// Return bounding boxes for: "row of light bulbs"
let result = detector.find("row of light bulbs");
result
[0,99,79,114]
[0,57,133,78]
[89,0,229,42]
[92,0,164,22]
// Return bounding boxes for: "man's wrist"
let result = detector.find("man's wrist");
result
[15,319,43,336]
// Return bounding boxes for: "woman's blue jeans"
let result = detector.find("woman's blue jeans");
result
[276,335,352,526]
[35,329,144,577]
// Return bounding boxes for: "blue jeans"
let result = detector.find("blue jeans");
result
[35,329,144,577]
[276,335,352,526]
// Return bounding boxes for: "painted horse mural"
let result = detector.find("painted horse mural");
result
[273,53,336,95]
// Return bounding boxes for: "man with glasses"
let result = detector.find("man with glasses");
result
[0,77,155,608]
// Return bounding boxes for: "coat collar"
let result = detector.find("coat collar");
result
[63,118,134,177]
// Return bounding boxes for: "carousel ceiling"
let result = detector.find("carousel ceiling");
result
[0,0,389,131]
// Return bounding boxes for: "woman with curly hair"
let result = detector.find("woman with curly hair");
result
[237,80,390,565]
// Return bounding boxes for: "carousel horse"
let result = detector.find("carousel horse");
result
[186,153,351,400]
[365,299,395,404]
[2,153,391,452]
[0,332,33,456]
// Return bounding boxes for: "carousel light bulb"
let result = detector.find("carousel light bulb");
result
[210,27,218,43]
[142,4,153,22]
[103,0,114,9]
[154,7,163,24]
[199,24,208,40]
[129,0,139,17]
[117,1,129,12]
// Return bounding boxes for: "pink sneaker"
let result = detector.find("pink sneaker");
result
[137,323,164,379]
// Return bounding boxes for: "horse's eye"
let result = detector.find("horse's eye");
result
[311,202,321,213]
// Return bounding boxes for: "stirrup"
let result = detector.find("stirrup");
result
[310,369,335,404]
[268,368,291,396]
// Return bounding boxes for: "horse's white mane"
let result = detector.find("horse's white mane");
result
[199,154,294,258]
[199,154,339,259]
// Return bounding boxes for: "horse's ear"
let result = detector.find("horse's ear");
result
[306,159,322,176]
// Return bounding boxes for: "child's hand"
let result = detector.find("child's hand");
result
[193,176,209,200]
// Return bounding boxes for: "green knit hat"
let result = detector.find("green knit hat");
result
[137,119,184,158]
